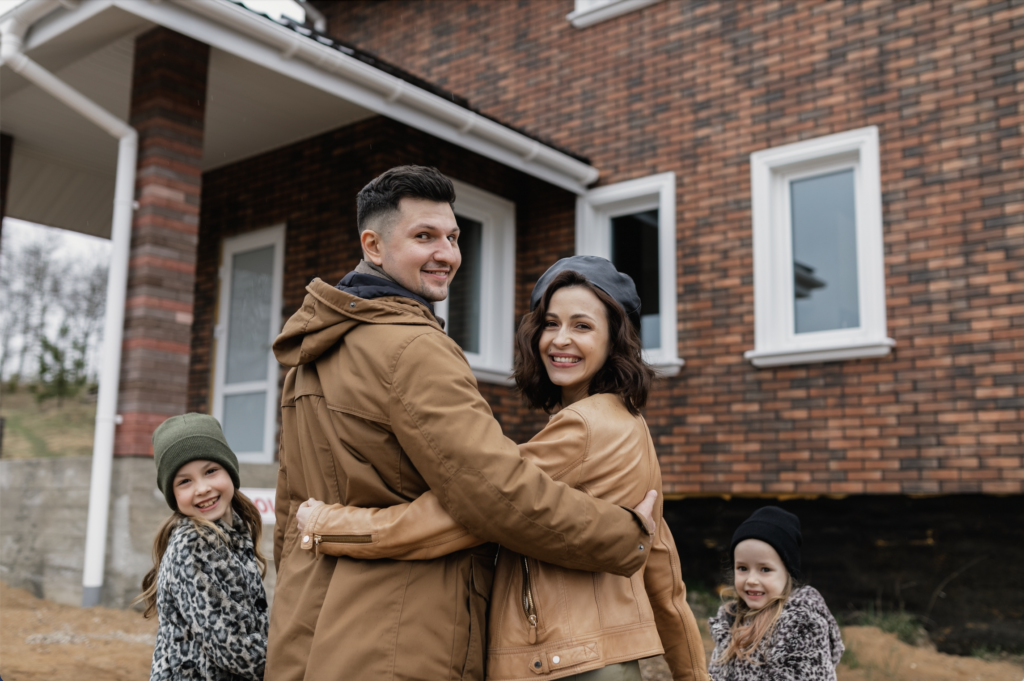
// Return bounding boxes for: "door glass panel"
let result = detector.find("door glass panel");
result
[791,169,860,334]
[226,245,274,384]
[447,215,483,354]
[611,209,660,349]
[222,391,266,453]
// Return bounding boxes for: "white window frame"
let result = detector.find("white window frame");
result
[566,0,665,28]
[433,180,516,385]
[745,126,894,368]
[576,171,682,375]
[212,224,285,463]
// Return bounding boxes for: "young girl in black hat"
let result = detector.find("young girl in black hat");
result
[135,413,269,681]
[708,506,844,681]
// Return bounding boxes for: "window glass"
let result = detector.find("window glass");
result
[225,245,274,383]
[222,392,266,453]
[447,215,483,354]
[611,209,661,349]
[791,169,860,334]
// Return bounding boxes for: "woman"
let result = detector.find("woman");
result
[296,256,709,681]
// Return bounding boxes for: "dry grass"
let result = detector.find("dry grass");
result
[0,389,96,458]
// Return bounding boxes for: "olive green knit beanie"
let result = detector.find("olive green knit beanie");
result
[152,413,240,512]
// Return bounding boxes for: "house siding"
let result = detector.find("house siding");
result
[312,0,1024,496]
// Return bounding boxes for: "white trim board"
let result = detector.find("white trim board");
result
[744,126,894,368]
[435,179,517,385]
[576,171,682,375]
[566,0,665,28]
[211,224,286,463]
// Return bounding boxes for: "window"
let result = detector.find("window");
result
[566,0,665,28]
[745,126,894,368]
[433,180,516,384]
[212,225,285,462]
[576,172,681,375]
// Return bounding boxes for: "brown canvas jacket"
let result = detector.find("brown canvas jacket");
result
[302,394,710,681]
[266,279,652,681]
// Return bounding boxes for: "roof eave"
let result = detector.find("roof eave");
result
[20,0,600,194]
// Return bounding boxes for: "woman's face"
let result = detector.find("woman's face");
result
[538,285,611,405]
[733,539,789,610]
[173,459,235,524]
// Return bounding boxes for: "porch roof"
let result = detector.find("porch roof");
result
[0,0,599,238]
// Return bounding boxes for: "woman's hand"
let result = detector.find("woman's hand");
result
[296,498,325,534]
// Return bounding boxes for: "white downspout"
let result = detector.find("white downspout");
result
[0,0,138,608]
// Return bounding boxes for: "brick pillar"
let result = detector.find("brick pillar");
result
[115,28,209,456]
[1,132,12,249]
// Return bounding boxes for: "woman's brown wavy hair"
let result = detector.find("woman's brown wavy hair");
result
[514,269,655,415]
[134,490,266,619]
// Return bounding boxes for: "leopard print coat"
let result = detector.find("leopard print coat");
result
[149,512,268,681]
[707,586,844,681]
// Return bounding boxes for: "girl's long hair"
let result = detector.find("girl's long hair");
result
[715,575,795,664]
[134,490,266,619]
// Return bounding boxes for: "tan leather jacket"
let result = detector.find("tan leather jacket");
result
[303,393,709,681]
[268,280,653,681]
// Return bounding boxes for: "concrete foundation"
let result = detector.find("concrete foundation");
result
[0,457,278,609]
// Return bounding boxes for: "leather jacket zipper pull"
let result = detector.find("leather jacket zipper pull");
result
[521,556,539,644]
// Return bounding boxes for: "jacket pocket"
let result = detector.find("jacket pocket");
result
[461,554,495,680]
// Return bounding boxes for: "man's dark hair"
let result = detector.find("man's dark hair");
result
[514,269,655,416]
[356,165,456,236]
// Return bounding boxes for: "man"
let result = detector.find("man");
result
[266,166,657,680]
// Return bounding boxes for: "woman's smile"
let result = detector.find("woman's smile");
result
[548,353,582,365]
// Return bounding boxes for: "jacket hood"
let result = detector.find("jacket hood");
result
[787,586,845,666]
[273,278,441,368]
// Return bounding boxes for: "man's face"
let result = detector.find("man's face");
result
[367,197,461,303]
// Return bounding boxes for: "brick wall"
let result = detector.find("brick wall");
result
[191,116,571,443]
[312,0,1024,495]
[117,28,209,456]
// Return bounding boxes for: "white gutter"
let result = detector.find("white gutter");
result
[1,0,137,608]
[163,0,599,192]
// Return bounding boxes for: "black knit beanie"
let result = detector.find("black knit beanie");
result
[730,506,802,579]
[152,413,241,512]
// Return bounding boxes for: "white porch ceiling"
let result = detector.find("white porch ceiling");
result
[1,4,372,238]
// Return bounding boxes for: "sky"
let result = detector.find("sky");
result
[1,217,111,264]
[1,218,113,380]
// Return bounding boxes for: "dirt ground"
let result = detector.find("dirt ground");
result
[1,581,1022,681]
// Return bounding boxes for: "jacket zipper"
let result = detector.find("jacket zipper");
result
[313,534,373,547]
[521,556,538,644]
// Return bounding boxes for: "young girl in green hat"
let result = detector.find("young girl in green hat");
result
[136,413,269,681]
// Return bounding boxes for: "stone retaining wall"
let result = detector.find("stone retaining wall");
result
[0,457,278,609]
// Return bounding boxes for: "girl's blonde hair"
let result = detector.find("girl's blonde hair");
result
[134,490,266,619]
[715,573,794,664]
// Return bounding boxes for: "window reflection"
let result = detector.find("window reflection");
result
[447,215,483,354]
[791,170,859,334]
[226,246,273,384]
